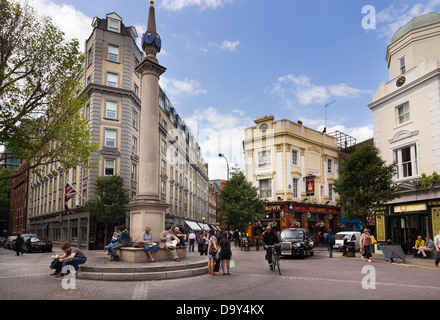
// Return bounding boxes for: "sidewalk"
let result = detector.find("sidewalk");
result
[315,246,439,269]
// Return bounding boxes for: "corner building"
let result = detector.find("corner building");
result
[369,12,440,252]
[243,115,345,244]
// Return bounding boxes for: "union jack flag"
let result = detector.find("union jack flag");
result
[65,183,77,214]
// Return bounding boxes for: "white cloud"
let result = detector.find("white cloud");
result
[317,124,373,144]
[184,107,253,179]
[159,77,207,96]
[268,74,372,106]
[27,0,92,46]
[161,0,233,11]
[221,40,240,51]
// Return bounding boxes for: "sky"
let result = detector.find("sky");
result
[23,0,440,180]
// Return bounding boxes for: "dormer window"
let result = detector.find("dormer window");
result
[108,18,120,33]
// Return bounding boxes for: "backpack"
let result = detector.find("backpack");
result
[327,234,335,245]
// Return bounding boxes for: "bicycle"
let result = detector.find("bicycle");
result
[267,245,281,275]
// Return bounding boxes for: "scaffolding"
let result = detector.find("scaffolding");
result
[328,130,357,152]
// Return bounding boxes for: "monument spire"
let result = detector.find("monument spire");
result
[127,0,168,243]
[142,0,162,62]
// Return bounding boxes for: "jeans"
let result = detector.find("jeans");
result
[111,242,129,257]
[189,239,195,252]
[63,257,86,273]
[436,251,440,266]
[327,244,333,257]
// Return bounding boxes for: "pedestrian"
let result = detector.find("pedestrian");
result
[325,230,335,258]
[434,228,440,267]
[140,226,159,262]
[110,225,130,261]
[198,230,208,256]
[159,225,181,262]
[219,231,232,275]
[14,234,24,256]
[360,228,373,262]
[207,229,218,276]
[417,236,435,258]
[188,231,196,252]
[53,241,87,277]
[233,229,239,247]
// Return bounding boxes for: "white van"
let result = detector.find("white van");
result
[333,232,361,251]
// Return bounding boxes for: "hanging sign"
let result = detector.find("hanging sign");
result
[306,176,315,196]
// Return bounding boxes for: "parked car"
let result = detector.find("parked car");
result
[280,228,315,259]
[23,236,53,253]
[333,231,361,251]
[0,237,6,247]
[5,236,17,250]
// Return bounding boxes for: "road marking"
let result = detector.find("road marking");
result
[0,273,47,279]
[246,273,440,291]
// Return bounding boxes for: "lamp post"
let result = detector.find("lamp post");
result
[218,153,229,180]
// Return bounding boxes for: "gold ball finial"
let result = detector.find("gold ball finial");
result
[150,0,154,4]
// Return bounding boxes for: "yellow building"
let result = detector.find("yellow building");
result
[369,12,440,251]
[243,115,345,241]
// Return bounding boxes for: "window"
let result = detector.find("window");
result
[292,178,299,199]
[394,145,418,179]
[105,101,117,119]
[107,72,118,87]
[399,57,406,75]
[258,150,272,168]
[104,159,115,176]
[108,45,119,62]
[131,164,137,181]
[104,130,116,147]
[397,103,410,125]
[292,149,299,166]
[132,136,137,154]
[134,84,139,96]
[132,109,138,128]
[161,160,166,174]
[259,179,272,198]
[327,158,334,173]
[108,19,120,33]
[328,183,334,201]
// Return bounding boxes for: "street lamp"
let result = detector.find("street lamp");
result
[218,153,229,180]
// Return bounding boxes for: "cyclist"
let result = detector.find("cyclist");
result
[261,225,281,270]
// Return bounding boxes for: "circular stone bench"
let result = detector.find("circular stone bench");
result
[115,246,187,263]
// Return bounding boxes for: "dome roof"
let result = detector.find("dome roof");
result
[391,12,440,43]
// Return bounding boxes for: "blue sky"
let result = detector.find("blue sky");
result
[26,0,440,179]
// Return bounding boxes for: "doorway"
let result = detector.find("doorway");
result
[389,213,429,253]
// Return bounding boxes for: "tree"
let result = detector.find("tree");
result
[333,145,399,225]
[0,168,12,222]
[0,0,98,181]
[219,167,266,232]
[84,176,130,244]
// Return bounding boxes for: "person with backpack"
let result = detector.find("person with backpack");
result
[325,230,335,258]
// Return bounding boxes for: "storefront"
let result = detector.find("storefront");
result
[376,200,440,253]
[254,202,342,245]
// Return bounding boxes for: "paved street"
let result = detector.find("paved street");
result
[0,245,439,304]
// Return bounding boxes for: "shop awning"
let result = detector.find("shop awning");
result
[184,220,201,231]
[198,223,211,231]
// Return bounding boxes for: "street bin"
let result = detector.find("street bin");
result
[345,241,356,257]
[242,237,250,251]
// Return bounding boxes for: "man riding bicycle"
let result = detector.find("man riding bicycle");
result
[261,225,281,270]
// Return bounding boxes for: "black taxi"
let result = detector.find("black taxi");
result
[280,228,315,259]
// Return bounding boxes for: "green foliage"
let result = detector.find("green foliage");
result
[0,168,12,220]
[84,175,130,224]
[219,167,266,231]
[417,172,440,191]
[333,145,399,223]
[0,0,98,180]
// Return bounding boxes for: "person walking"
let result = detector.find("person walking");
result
[207,229,218,276]
[360,228,373,262]
[434,228,440,267]
[188,231,196,252]
[325,230,335,258]
[15,234,24,256]
[219,231,232,275]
